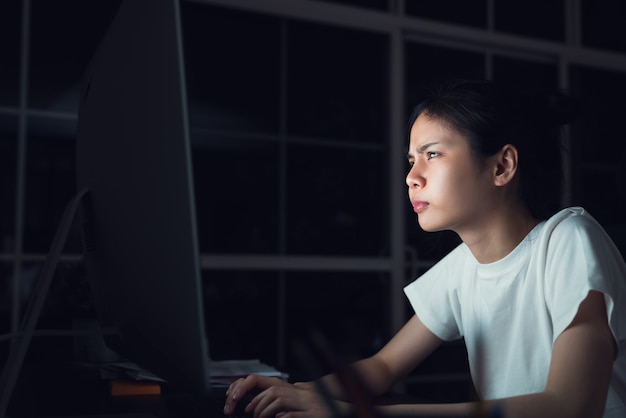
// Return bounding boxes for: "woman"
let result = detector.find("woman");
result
[224,79,626,418]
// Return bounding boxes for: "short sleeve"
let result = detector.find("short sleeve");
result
[543,211,626,346]
[404,245,467,341]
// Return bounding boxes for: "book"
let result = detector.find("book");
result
[110,380,161,396]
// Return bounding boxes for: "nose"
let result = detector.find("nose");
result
[405,162,424,189]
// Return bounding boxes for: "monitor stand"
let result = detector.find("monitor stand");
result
[0,188,89,417]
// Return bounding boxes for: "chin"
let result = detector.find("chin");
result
[417,220,444,233]
[417,214,450,233]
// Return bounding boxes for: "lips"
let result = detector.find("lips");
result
[411,201,428,213]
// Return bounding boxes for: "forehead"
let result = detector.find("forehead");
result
[408,114,468,151]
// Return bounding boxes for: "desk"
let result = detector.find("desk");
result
[7,359,267,418]
[6,360,466,418]
[8,360,173,417]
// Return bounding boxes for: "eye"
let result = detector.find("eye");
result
[426,151,440,160]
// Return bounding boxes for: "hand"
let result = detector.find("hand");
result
[224,375,333,418]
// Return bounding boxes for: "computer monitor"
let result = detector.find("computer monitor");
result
[75,0,211,397]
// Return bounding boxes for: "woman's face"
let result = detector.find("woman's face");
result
[406,113,497,235]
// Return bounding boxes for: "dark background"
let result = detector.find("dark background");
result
[2,0,626,412]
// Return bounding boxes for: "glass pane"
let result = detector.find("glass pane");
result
[309,0,388,11]
[287,21,388,144]
[405,42,486,113]
[181,3,281,133]
[0,262,13,336]
[492,55,558,91]
[284,272,389,380]
[406,0,487,29]
[286,143,386,256]
[0,0,21,107]
[24,117,80,253]
[494,0,564,42]
[23,261,88,324]
[0,116,17,251]
[581,0,626,54]
[569,65,626,228]
[202,270,280,366]
[192,134,280,254]
[29,0,122,113]
[13,261,87,364]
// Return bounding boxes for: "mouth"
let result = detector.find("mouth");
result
[411,201,429,213]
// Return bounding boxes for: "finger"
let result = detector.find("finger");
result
[233,375,263,400]
[227,375,282,415]
[226,377,245,397]
[245,388,278,418]
[229,378,291,418]
[256,397,299,418]
[248,387,303,418]
[225,376,257,415]
[224,380,240,415]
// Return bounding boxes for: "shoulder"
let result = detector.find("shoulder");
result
[539,207,607,246]
[537,207,626,295]
[543,206,597,231]
[405,242,470,292]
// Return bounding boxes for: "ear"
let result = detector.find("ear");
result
[492,144,518,187]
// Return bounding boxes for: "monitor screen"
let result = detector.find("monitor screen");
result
[76,0,211,396]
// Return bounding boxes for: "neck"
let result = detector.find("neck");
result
[457,205,539,264]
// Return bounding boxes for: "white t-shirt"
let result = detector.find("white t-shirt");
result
[404,207,626,417]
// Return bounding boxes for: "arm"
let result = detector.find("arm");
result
[227,291,615,418]
[379,290,617,418]
[224,314,443,417]
[301,314,443,399]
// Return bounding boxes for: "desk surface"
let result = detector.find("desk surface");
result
[8,360,259,418]
[8,360,172,417]
[7,360,469,418]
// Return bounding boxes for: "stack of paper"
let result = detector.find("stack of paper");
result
[210,359,288,387]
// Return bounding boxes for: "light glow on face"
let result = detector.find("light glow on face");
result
[406,114,496,235]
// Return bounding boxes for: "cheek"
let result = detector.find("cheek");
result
[436,166,468,190]
[438,164,484,201]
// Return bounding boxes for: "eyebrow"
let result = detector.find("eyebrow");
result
[407,142,440,159]
[417,142,440,153]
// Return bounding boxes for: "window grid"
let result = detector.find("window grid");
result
[3,0,626,374]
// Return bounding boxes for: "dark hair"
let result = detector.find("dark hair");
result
[409,78,578,220]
